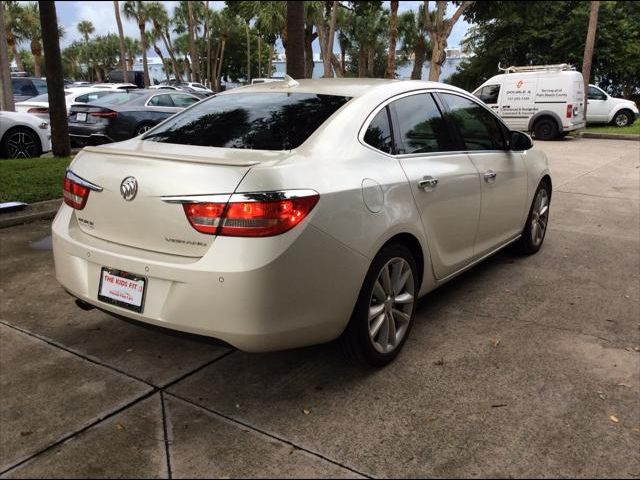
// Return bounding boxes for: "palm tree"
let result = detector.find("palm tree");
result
[286,1,305,78]
[38,1,70,156]
[0,3,15,110]
[113,1,128,83]
[186,0,199,82]
[22,3,44,77]
[146,29,169,82]
[336,7,353,76]
[386,1,399,79]
[77,20,94,43]
[3,1,26,72]
[123,0,150,87]
[398,6,431,80]
[146,1,182,82]
[255,2,286,78]
[124,36,140,71]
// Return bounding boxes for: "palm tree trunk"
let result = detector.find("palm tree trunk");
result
[38,1,70,156]
[257,35,262,79]
[286,1,305,79]
[187,0,199,82]
[367,48,375,77]
[215,38,226,91]
[32,39,42,77]
[411,40,426,80]
[140,23,150,87]
[161,32,182,82]
[268,43,274,78]
[340,44,346,75]
[304,23,314,78]
[0,5,15,110]
[205,0,211,87]
[386,0,399,79]
[358,48,366,78]
[153,43,169,82]
[245,21,251,82]
[582,0,600,120]
[7,34,25,72]
[324,1,338,78]
[330,53,343,77]
[113,0,128,83]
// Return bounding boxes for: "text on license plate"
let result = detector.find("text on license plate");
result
[98,268,146,313]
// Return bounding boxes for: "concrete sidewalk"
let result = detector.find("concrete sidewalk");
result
[0,137,638,478]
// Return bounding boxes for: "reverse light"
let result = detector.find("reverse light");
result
[63,171,102,210]
[182,191,320,237]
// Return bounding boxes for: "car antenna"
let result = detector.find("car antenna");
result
[284,74,299,88]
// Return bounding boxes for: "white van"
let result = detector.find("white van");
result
[472,64,586,140]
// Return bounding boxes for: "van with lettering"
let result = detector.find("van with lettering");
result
[472,64,585,140]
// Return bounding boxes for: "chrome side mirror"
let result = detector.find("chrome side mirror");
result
[510,130,533,151]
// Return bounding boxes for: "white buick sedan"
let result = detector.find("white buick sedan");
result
[52,79,551,366]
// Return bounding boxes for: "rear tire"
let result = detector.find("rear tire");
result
[0,127,42,159]
[611,110,634,128]
[513,180,551,255]
[533,118,559,141]
[135,123,154,136]
[340,244,418,367]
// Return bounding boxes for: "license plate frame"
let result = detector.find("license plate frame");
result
[98,268,147,313]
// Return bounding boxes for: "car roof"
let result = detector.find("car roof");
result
[223,78,469,99]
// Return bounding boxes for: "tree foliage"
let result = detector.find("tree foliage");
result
[449,1,640,99]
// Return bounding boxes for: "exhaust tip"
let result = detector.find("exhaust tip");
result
[75,299,96,311]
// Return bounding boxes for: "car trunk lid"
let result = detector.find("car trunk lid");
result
[68,142,290,257]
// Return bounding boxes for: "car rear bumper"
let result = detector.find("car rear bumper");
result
[68,123,115,146]
[51,205,369,352]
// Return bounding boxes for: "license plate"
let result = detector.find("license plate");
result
[76,112,87,122]
[98,268,146,313]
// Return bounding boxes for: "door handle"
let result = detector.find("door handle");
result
[418,176,439,190]
[484,170,497,182]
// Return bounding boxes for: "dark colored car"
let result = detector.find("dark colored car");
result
[108,70,145,88]
[12,77,48,102]
[67,90,201,147]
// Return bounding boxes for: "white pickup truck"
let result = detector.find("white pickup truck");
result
[586,84,639,127]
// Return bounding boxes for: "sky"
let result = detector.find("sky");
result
[50,0,471,54]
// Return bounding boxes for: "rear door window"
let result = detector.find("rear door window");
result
[440,93,508,151]
[364,108,394,154]
[148,94,174,107]
[143,93,351,150]
[12,78,37,97]
[170,94,200,108]
[32,78,48,94]
[391,93,457,154]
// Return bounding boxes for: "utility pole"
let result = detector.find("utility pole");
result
[582,1,600,121]
[0,3,15,111]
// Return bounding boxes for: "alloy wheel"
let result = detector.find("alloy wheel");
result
[531,188,549,247]
[6,131,37,158]
[368,257,415,354]
[614,113,629,127]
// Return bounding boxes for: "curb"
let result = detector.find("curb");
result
[0,199,61,229]
[579,132,640,141]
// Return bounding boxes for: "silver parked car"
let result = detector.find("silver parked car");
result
[52,79,551,366]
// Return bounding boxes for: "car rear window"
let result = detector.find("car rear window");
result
[91,92,144,105]
[143,92,351,150]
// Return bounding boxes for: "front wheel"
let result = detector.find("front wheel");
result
[514,181,551,255]
[340,244,418,367]
[611,110,634,128]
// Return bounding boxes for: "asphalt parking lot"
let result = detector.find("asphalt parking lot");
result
[0,137,638,478]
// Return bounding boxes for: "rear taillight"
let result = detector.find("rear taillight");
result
[27,107,49,114]
[566,104,573,118]
[63,177,90,210]
[90,111,117,119]
[182,192,320,237]
[63,171,102,210]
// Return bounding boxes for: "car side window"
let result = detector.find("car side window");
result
[440,93,507,151]
[171,94,199,108]
[588,86,606,101]
[477,84,501,105]
[12,78,37,97]
[364,107,394,154]
[148,94,174,107]
[391,93,456,154]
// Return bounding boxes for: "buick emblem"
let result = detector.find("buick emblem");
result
[120,177,138,201]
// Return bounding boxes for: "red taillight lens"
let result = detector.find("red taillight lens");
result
[27,107,49,114]
[63,177,90,210]
[182,193,320,237]
[566,104,573,118]
[90,111,117,119]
